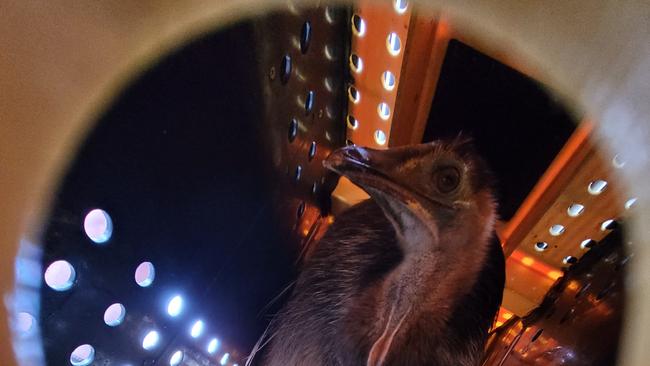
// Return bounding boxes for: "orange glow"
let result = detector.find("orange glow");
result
[501,121,594,252]
[495,321,503,327]
[568,281,579,291]
[547,271,563,280]
[510,249,564,281]
[520,256,535,267]
[502,312,513,320]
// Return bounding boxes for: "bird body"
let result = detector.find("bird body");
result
[262,140,505,366]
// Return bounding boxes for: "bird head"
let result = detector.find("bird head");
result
[324,138,496,246]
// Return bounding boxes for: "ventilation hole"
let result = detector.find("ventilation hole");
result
[615,255,632,271]
[44,260,76,291]
[534,241,549,252]
[104,303,126,327]
[348,85,360,103]
[300,21,311,54]
[382,71,396,91]
[295,165,302,181]
[612,154,626,168]
[280,55,292,84]
[288,118,298,143]
[84,208,113,244]
[549,224,565,236]
[304,91,314,114]
[559,308,575,324]
[563,256,577,265]
[308,142,317,161]
[16,312,36,334]
[588,180,608,195]
[351,14,366,36]
[349,54,363,73]
[386,32,402,56]
[530,328,544,342]
[580,238,597,250]
[190,320,205,338]
[170,350,184,366]
[324,6,335,24]
[575,282,591,298]
[70,344,95,366]
[311,182,318,195]
[207,338,220,354]
[142,330,160,350]
[378,102,391,120]
[346,115,359,130]
[597,282,616,300]
[220,353,230,365]
[600,219,617,231]
[625,197,637,210]
[297,202,306,218]
[567,203,585,217]
[374,130,387,146]
[394,0,409,13]
[167,295,183,317]
[134,261,155,287]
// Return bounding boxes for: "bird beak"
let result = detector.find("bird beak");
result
[323,145,454,210]
[324,145,419,207]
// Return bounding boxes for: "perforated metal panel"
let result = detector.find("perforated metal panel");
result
[25,7,349,366]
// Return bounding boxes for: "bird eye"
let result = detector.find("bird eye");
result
[434,167,461,194]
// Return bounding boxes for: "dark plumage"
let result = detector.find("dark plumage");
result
[259,139,505,366]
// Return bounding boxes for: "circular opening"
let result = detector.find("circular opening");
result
[348,85,360,103]
[563,256,577,265]
[44,260,76,291]
[612,154,626,168]
[16,312,36,335]
[70,344,95,366]
[374,130,387,146]
[378,102,391,120]
[207,338,220,354]
[588,179,608,195]
[300,21,311,54]
[531,328,544,342]
[305,91,314,114]
[381,71,396,91]
[135,261,155,287]
[295,165,302,181]
[601,219,617,231]
[170,350,184,366]
[580,238,597,250]
[351,14,366,37]
[394,0,408,13]
[347,115,359,130]
[567,203,585,217]
[534,241,549,252]
[142,330,160,350]
[84,208,113,244]
[190,320,205,338]
[104,303,126,327]
[386,32,402,56]
[308,141,317,160]
[288,118,298,143]
[349,54,363,73]
[167,295,183,317]
[297,201,306,218]
[549,224,565,236]
[625,197,637,210]
[280,54,292,84]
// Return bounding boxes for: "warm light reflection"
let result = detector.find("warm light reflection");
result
[521,256,535,267]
